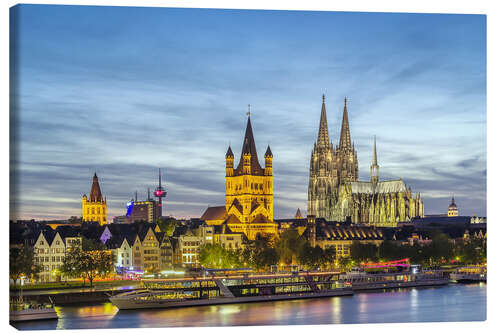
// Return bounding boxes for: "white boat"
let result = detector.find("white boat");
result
[110,270,353,310]
[340,262,449,291]
[450,266,486,283]
[9,303,58,322]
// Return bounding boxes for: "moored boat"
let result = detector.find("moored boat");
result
[340,259,449,291]
[9,300,58,322]
[110,270,353,310]
[450,266,486,283]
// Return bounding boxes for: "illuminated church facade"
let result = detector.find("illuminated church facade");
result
[308,96,424,226]
[201,112,277,240]
[82,172,108,225]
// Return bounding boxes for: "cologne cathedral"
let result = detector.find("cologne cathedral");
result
[307,96,424,226]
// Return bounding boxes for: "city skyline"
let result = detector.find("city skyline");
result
[10,5,486,220]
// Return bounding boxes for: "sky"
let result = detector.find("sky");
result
[9,4,486,221]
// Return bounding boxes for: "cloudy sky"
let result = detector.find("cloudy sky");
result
[10,4,486,221]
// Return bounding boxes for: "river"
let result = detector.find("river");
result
[12,283,486,330]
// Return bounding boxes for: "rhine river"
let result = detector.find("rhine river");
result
[13,283,486,330]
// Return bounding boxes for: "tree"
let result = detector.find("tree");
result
[298,244,327,269]
[338,257,355,272]
[10,246,41,285]
[241,235,279,271]
[458,238,486,265]
[68,216,82,223]
[378,240,401,261]
[200,244,225,268]
[61,247,114,287]
[350,241,378,264]
[254,247,279,270]
[157,217,178,236]
[82,237,106,251]
[274,228,307,265]
[427,231,453,265]
[322,247,337,270]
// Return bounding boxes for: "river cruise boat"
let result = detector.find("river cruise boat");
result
[110,270,353,310]
[9,299,58,322]
[450,266,486,283]
[340,259,449,290]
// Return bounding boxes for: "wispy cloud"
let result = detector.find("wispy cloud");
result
[10,5,486,220]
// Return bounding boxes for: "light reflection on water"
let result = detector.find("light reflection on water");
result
[12,284,486,330]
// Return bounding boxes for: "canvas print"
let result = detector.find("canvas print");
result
[9,4,486,330]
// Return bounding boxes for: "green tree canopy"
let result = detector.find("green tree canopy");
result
[157,217,178,236]
[274,228,307,265]
[457,237,486,265]
[82,237,106,251]
[298,245,326,269]
[199,244,242,269]
[10,245,41,285]
[350,241,379,263]
[61,247,114,287]
[427,231,453,265]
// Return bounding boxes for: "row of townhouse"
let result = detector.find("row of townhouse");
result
[23,220,248,281]
[108,220,245,273]
[102,221,247,273]
[33,227,82,282]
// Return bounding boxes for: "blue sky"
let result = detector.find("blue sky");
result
[10,4,486,220]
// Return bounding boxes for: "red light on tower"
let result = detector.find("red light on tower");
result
[155,189,165,197]
[154,168,167,216]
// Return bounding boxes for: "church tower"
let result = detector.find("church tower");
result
[448,196,458,216]
[308,95,337,220]
[334,97,359,184]
[82,172,107,225]
[224,109,277,240]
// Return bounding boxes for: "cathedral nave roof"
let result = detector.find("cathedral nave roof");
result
[349,179,407,194]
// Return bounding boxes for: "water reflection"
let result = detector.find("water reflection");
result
[12,284,486,330]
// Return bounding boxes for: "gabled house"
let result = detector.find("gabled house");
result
[33,228,82,282]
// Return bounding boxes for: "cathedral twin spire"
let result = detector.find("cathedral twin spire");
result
[316,94,331,148]
[317,95,354,150]
[339,97,352,149]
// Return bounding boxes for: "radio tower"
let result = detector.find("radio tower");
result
[154,168,167,216]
